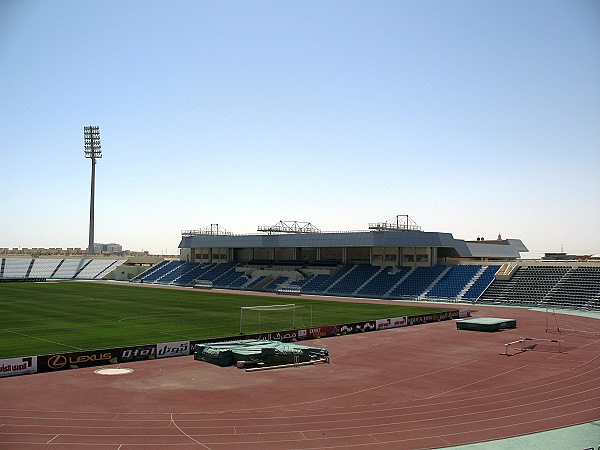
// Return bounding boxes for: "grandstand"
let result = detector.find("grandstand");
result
[128,218,599,311]
[132,259,600,311]
[0,257,125,281]
[3,217,598,311]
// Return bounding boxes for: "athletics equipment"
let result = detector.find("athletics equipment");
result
[456,317,516,332]
[239,304,312,335]
[504,337,563,356]
[194,339,329,369]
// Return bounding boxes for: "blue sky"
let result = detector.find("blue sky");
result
[1,0,599,257]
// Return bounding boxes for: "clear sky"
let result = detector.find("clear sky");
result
[1,0,599,257]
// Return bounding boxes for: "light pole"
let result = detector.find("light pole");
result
[84,126,102,256]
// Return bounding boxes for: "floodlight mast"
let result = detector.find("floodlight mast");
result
[84,126,102,256]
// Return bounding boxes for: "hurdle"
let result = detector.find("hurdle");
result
[504,339,525,356]
[504,337,563,356]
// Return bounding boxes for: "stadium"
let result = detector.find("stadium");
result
[1,215,599,449]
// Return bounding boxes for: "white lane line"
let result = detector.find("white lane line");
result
[1,329,84,351]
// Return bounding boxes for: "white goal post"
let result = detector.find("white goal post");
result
[239,303,313,335]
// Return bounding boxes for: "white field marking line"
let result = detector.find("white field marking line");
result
[6,377,597,431]
[176,357,600,418]
[426,365,528,399]
[276,387,600,434]
[53,397,594,446]
[227,405,600,450]
[4,392,598,443]
[167,389,600,436]
[1,329,84,351]
[4,362,597,427]
[3,354,595,425]
[157,330,197,340]
[196,363,600,423]
[147,407,600,450]
[170,414,212,448]
[46,435,59,444]
[244,359,480,409]
[216,398,600,440]
[92,387,600,434]
[117,314,187,322]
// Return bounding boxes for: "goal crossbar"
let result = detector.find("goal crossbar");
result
[241,303,297,310]
[239,304,312,335]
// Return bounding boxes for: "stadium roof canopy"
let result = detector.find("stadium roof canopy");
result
[179,229,527,260]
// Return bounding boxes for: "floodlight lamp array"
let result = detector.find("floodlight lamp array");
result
[257,220,321,234]
[84,126,102,159]
[368,214,422,232]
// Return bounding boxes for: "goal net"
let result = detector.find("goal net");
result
[239,304,312,335]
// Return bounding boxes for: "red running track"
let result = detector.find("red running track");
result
[0,303,599,449]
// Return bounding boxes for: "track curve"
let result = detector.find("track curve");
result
[1,304,598,449]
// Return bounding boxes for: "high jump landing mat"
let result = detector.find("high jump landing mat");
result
[456,317,517,332]
[194,339,329,368]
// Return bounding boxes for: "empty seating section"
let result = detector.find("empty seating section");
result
[244,276,266,289]
[29,259,62,278]
[477,265,600,310]
[2,258,32,278]
[426,265,481,299]
[462,265,501,300]
[76,259,125,279]
[388,265,447,299]
[52,259,90,278]
[175,264,214,285]
[220,272,251,288]
[327,265,380,296]
[208,267,240,287]
[461,266,501,301]
[136,260,180,283]
[264,276,290,292]
[357,267,410,297]
[199,262,237,284]
[479,266,569,307]
[298,274,332,293]
[157,262,199,284]
[124,260,600,311]
[0,258,124,280]
[320,264,355,293]
[542,266,600,310]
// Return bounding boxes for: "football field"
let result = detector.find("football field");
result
[0,281,453,359]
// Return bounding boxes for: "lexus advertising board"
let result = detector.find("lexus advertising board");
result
[38,349,117,372]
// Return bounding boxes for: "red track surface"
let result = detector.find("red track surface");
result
[1,303,599,449]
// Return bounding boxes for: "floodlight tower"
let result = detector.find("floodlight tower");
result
[84,126,102,256]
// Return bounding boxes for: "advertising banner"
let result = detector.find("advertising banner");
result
[251,329,300,342]
[407,310,461,326]
[376,317,408,330]
[301,325,338,340]
[38,349,117,373]
[117,344,157,363]
[339,320,376,335]
[156,341,191,358]
[0,356,37,377]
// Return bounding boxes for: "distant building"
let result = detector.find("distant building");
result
[542,252,593,261]
[94,243,123,254]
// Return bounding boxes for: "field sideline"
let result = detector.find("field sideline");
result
[0,281,454,359]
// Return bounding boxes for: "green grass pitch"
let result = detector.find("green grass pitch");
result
[0,281,455,359]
